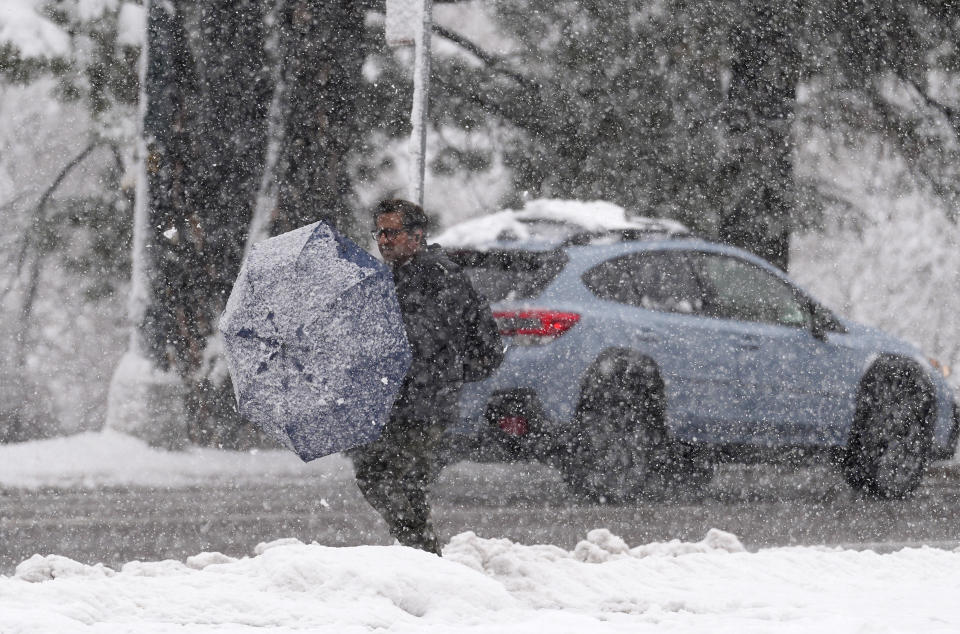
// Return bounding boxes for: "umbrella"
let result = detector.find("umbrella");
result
[219,221,411,461]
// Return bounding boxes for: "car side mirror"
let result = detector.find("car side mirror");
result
[810,312,828,341]
[808,300,844,341]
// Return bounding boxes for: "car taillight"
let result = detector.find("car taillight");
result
[497,415,529,436]
[493,310,580,344]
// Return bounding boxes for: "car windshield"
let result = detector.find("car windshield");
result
[445,249,568,301]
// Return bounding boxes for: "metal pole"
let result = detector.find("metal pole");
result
[408,0,431,206]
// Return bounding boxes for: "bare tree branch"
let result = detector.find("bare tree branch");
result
[431,23,536,90]
[2,140,101,304]
[427,25,559,142]
[432,68,555,139]
[13,141,102,273]
[898,72,960,138]
[866,82,944,197]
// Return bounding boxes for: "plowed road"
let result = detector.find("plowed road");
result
[4,460,960,573]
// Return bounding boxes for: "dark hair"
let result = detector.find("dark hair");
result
[374,198,429,232]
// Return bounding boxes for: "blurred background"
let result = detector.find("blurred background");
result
[2,0,958,443]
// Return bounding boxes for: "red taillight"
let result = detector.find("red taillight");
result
[498,415,529,436]
[493,310,580,340]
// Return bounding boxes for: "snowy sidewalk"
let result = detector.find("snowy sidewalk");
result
[0,430,353,490]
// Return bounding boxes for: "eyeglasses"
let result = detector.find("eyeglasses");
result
[370,227,408,240]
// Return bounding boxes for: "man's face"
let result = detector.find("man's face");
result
[375,212,423,266]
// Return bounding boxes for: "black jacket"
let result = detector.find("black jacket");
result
[391,244,503,424]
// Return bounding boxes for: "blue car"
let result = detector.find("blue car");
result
[439,208,959,500]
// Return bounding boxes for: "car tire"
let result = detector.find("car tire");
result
[561,355,671,502]
[842,360,934,499]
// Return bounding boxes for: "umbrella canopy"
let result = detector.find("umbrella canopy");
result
[219,221,411,461]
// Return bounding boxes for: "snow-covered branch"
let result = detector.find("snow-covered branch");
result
[432,23,534,90]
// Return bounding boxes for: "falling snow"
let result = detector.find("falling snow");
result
[2,2,960,632]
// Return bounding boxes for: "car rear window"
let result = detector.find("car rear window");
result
[582,251,703,314]
[445,249,568,301]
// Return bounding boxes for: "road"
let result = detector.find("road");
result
[3,459,960,574]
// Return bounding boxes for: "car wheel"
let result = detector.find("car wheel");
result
[561,356,670,502]
[842,361,934,499]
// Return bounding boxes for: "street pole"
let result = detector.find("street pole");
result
[408,0,431,206]
[385,0,432,206]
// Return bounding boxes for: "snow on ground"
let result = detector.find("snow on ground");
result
[0,430,353,489]
[3,524,960,633]
[4,432,960,632]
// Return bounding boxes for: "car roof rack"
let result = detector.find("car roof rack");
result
[489,217,691,245]
[435,202,693,251]
[559,225,692,247]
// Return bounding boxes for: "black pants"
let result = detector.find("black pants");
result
[350,419,446,555]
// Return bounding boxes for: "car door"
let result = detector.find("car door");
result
[581,250,759,440]
[687,252,860,445]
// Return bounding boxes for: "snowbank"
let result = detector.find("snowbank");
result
[0,430,352,489]
[3,528,960,633]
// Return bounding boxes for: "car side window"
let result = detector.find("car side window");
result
[690,253,809,328]
[583,252,703,314]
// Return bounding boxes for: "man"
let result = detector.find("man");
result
[350,199,503,555]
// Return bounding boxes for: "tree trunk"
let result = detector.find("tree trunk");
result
[271,0,366,237]
[107,0,367,448]
[108,0,271,447]
[719,1,800,271]
[175,0,273,447]
[106,0,193,448]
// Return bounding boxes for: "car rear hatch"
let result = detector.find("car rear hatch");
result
[446,248,579,342]
[446,248,587,450]
[445,248,568,303]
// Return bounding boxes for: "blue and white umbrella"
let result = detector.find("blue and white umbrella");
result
[219,221,411,461]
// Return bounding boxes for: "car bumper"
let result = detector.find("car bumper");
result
[930,400,960,461]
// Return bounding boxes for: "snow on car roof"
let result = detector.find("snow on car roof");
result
[433,198,689,250]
